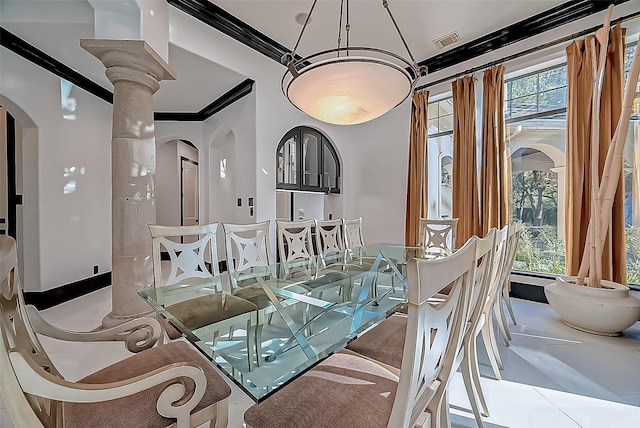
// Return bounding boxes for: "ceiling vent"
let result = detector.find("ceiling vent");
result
[433,31,460,49]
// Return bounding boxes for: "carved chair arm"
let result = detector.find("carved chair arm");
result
[25,305,161,352]
[9,349,206,428]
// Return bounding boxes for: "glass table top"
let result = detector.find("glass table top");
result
[139,243,430,401]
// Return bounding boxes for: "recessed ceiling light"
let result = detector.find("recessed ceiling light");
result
[295,12,311,26]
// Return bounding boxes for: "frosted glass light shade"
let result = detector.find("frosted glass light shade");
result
[285,57,413,125]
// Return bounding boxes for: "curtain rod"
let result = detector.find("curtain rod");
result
[414,10,640,92]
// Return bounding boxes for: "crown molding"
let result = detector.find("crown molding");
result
[155,78,255,121]
[1,27,114,103]
[0,27,253,121]
[418,0,627,74]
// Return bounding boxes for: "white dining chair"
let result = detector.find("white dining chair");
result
[496,221,523,345]
[419,218,459,255]
[458,225,509,426]
[314,218,346,266]
[343,217,365,250]
[149,223,259,371]
[224,220,310,365]
[345,230,496,427]
[0,235,232,428]
[243,235,478,428]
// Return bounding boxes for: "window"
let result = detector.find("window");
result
[507,48,640,285]
[427,98,454,219]
[505,64,567,275]
[276,126,341,193]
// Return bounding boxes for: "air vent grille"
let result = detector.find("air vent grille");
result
[433,31,460,49]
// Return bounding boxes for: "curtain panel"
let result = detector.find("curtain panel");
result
[405,90,429,246]
[480,65,510,235]
[452,76,481,248]
[565,24,627,283]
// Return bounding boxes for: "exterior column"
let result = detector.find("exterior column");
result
[551,166,566,241]
[81,40,176,327]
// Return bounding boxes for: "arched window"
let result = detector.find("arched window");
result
[276,126,341,193]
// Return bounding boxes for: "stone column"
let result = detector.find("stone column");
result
[81,40,176,327]
[551,165,566,241]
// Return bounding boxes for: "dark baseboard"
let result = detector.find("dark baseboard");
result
[23,272,111,310]
[510,281,549,304]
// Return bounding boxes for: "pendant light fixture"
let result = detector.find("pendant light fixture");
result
[281,0,427,126]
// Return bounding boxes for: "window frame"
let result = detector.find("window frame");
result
[275,126,341,194]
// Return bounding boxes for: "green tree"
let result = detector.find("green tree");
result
[512,170,558,226]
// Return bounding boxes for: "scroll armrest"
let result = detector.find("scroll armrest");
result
[25,305,161,352]
[9,349,205,428]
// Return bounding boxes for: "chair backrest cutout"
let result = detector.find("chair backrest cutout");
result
[223,221,272,273]
[276,220,315,262]
[419,218,459,254]
[149,223,220,290]
[343,218,365,251]
[314,219,345,264]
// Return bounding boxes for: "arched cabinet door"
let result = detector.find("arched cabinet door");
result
[276,129,298,190]
[276,126,341,194]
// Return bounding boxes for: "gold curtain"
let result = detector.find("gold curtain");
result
[452,76,481,248]
[565,24,627,283]
[405,90,429,246]
[480,65,510,235]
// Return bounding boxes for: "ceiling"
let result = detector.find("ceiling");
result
[1,0,636,114]
[213,0,566,63]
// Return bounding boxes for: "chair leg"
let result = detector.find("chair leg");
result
[214,397,229,428]
[481,322,502,380]
[246,320,255,372]
[255,321,264,368]
[503,286,517,325]
[487,314,504,370]
[439,391,451,428]
[461,348,485,427]
[228,325,235,341]
[469,337,490,417]
[494,299,511,347]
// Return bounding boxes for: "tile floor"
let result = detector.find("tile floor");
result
[1,286,639,428]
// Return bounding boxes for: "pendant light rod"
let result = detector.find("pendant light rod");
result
[292,0,318,54]
[337,0,344,52]
[346,0,351,55]
[382,0,417,65]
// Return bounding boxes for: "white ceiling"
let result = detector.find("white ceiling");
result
[213,0,566,62]
[0,0,247,113]
[2,0,637,113]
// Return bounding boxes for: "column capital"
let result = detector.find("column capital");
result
[81,39,176,85]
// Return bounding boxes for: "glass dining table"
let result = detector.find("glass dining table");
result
[139,243,430,402]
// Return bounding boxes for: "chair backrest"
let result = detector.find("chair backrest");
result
[343,217,365,251]
[276,220,315,262]
[1,236,61,427]
[314,219,345,263]
[484,225,509,313]
[388,236,477,428]
[500,222,523,286]
[419,218,459,254]
[465,228,497,336]
[223,220,272,273]
[149,223,220,290]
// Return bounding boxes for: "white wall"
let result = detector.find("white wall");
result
[342,103,412,244]
[0,48,113,291]
[293,192,324,222]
